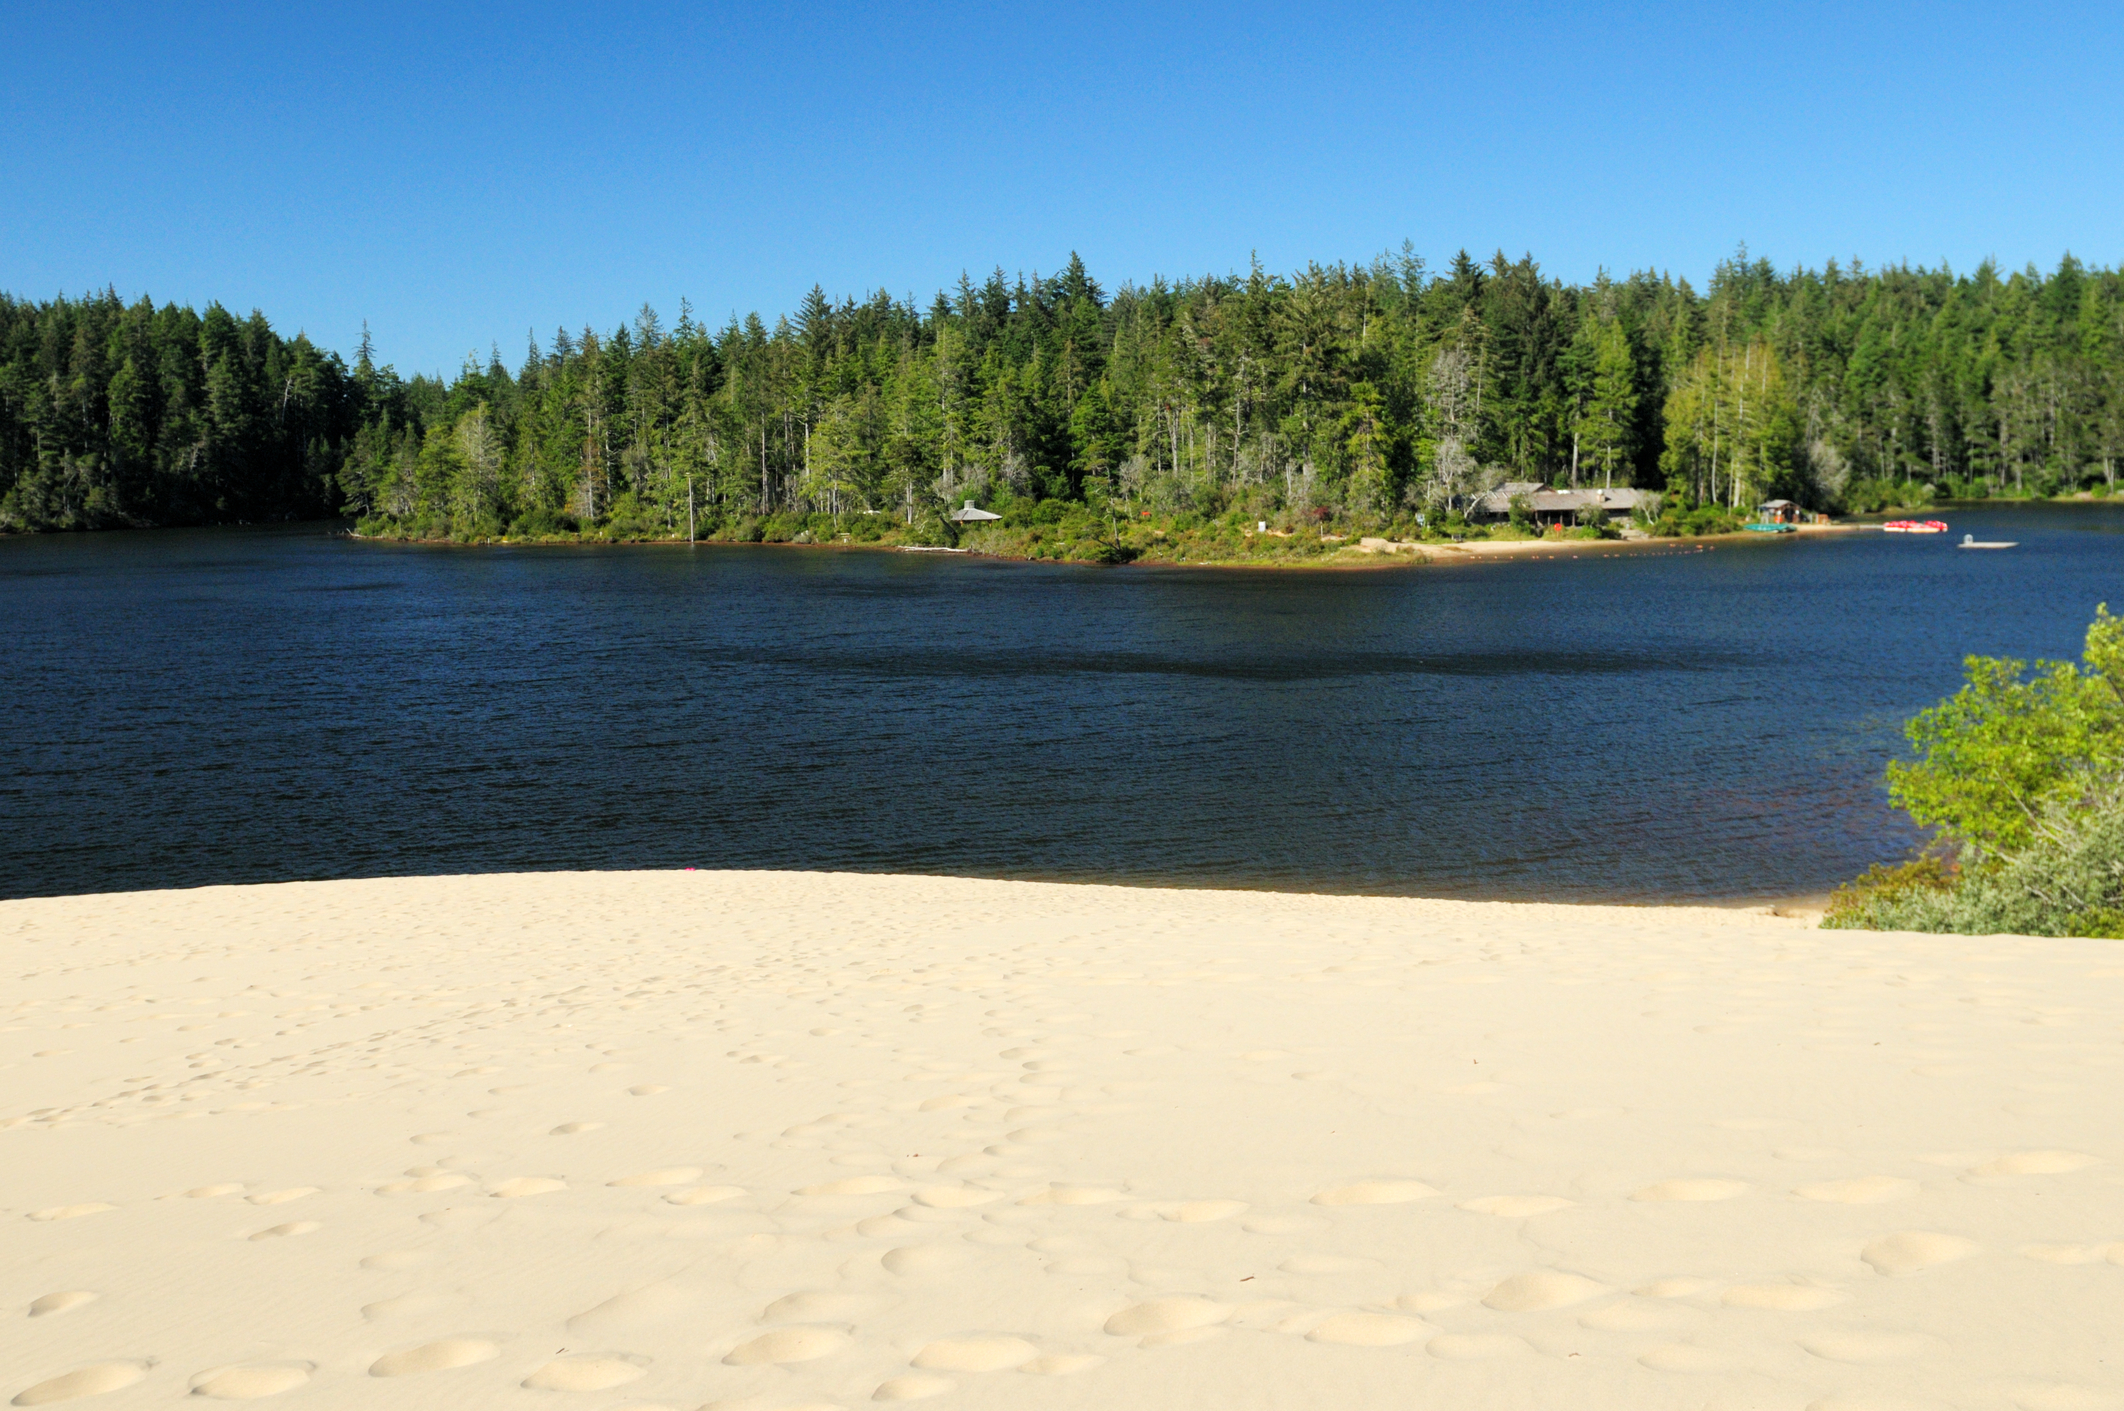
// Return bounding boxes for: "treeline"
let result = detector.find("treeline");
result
[0,296,371,529]
[5,248,2123,537]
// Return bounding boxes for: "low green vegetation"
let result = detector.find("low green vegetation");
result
[1825,606,2124,937]
[395,491,1635,566]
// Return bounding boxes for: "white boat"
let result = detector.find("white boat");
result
[1957,533,2017,550]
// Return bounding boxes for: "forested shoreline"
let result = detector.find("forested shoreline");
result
[5,249,2122,546]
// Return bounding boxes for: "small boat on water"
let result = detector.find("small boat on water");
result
[1882,519,1950,534]
[1957,533,2017,550]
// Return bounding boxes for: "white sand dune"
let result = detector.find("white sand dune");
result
[3,870,2120,1410]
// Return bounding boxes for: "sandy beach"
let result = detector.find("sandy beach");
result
[4,871,2119,1410]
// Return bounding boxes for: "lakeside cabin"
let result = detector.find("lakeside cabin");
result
[1469,485,1651,527]
[1757,499,1800,524]
[949,500,1002,524]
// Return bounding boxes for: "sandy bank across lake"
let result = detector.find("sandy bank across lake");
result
[4,871,2119,1409]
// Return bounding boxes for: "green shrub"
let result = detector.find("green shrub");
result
[1886,606,2124,859]
[903,511,956,548]
[455,511,506,542]
[1825,783,2124,938]
[507,506,578,538]
[1827,606,2124,937]
[1821,856,1958,930]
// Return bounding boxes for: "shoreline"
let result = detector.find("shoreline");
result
[0,866,1840,915]
[345,520,1871,569]
[8,869,2113,1409]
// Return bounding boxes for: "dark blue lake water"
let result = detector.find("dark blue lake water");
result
[3,504,2119,903]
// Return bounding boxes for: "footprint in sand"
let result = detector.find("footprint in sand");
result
[188,1363,312,1399]
[722,1326,849,1365]
[379,1173,472,1194]
[27,1292,97,1317]
[1006,1126,1071,1145]
[567,1285,706,1336]
[1636,1277,1715,1297]
[764,1292,881,1323]
[357,1250,430,1271]
[521,1356,647,1390]
[913,1185,1003,1208]
[418,1208,487,1228]
[874,1373,955,1401]
[489,1177,566,1198]
[26,1204,115,1222]
[1860,1231,1979,1276]
[1311,1180,1439,1206]
[1630,1179,1748,1202]
[665,1185,745,1206]
[10,1363,147,1405]
[1018,1185,1122,1206]
[183,1184,246,1199]
[247,1187,317,1205]
[882,1246,972,1277]
[1793,1177,1919,1204]
[361,1291,457,1321]
[368,1338,499,1376]
[248,1221,320,1239]
[911,1336,1039,1371]
[1305,1312,1430,1346]
[1481,1271,1608,1311]
[799,1175,903,1197]
[1103,1297,1232,1343]
[550,1121,603,1135]
[609,1167,703,1188]
[1022,1354,1104,1375]
[1117,1199,1247,1222]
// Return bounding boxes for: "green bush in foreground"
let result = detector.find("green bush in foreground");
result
[1824,793,2124,937]
[1826,606,2124,936]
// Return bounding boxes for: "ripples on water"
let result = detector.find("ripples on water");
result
[2,503,2117,902]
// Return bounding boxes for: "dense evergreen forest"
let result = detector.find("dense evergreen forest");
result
[5,248,2122,542]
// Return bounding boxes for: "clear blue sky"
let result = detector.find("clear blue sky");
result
[5,1,2117,378]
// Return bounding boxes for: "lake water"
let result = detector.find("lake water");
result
[3,504,2118,904]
